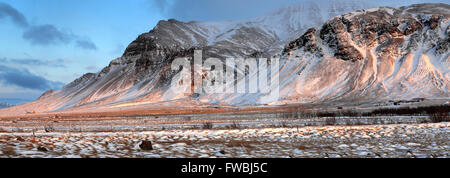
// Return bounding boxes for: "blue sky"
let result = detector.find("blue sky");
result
[0,0,164,101]
[0,0,447,102]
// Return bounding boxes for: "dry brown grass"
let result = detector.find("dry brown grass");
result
[1,146,17,156]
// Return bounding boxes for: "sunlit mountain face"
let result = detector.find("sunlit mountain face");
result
[0,2,448,116]
[0,1,448,159]
[0,0,447,110]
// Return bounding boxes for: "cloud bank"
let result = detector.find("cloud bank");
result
[76,39,98,50]
[0,65,65,91]
[151,0,450,22]
[0,2,97,49]
[152,0,302,21]
[22,24,73,45]
[0,57,67,68]
[0,2,28,28]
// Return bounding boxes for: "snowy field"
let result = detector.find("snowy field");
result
[0,122,448,158]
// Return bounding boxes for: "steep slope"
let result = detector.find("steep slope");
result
[280,4,450,104]
[1,3,449,116]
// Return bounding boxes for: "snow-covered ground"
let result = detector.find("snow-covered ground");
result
[0,122,448,158]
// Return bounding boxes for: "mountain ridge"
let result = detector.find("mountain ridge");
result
[0,2,448,116]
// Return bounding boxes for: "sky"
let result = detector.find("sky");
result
[0,0,447,103]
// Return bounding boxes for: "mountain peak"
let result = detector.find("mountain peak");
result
[1,3,448,115]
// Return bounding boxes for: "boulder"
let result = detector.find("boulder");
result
[139,140,153,150]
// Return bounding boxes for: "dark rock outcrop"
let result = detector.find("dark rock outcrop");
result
[139,140,153,150]
[283,28,322,56]
[37,146,48,152]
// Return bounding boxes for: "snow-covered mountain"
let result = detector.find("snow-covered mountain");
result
[280,4,450,104]
[1,2,449,116]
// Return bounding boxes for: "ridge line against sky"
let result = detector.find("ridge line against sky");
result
[0,0,447,102]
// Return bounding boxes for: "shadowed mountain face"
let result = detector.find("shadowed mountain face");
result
[1,3,449,116]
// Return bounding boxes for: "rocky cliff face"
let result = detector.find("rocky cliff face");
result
[1,3,448,115]
[279,4,449,104]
